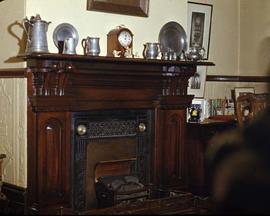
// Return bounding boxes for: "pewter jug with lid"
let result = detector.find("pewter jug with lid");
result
[22,14,51,54]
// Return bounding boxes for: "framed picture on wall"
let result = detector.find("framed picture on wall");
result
[187,1,213,60]
[87,0,150,17]
[187,66,207,98]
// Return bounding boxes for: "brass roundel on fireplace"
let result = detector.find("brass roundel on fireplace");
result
[138,123,146,132]
[77,124,87,136]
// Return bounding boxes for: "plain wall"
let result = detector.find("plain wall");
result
[240,0,270,76]
[0,0,26,68]
[25,0,188,56]
[0,0,27,188]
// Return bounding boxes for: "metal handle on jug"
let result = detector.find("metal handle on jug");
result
[22,18,32,39]
[45,21,51,32]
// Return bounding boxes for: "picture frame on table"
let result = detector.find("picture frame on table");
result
[87,0,150,17]
[187,1,213,60]
[234,87,255,101]
[187,98,208,122]
[187,66,207,98]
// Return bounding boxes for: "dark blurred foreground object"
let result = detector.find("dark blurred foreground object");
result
[0,154,9,214]
[207,106,270,214]
[0,154,6,200]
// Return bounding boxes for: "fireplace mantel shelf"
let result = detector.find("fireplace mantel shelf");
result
[20,53,215,66]
[24,53,215,214]
[23,53,214,111]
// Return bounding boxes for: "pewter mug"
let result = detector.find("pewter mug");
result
[22,14,51,54]
[143,43,160,59]
[81,37,100,56]
[63,38,77,55]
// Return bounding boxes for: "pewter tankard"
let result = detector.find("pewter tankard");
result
[22,14,51,54]
[63,38,77,55]
[81,37,100,56]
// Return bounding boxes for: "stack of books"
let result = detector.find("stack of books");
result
[208,98,235,117]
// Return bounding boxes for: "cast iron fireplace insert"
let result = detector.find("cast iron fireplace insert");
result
[71,109,154,210]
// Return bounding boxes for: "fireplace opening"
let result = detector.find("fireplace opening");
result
[94,159,150,208]
[95,158,137,183]
[72,110,153,210]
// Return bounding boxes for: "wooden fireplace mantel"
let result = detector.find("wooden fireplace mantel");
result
[23,53,214,213]
[24,53,214,111]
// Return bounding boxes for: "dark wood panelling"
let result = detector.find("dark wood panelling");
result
[37,112,71,207]
[159,110,187,189]
[206,75,270,82]
[0,68,26,78]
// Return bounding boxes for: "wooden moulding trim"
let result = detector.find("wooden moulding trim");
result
[0,68,26,78]
[206,75,270,83]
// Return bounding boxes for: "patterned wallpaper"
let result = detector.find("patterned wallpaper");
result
[0,78,27,188]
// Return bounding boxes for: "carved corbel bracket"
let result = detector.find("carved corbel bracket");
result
[29,62,74,96]
[161,66,195,96]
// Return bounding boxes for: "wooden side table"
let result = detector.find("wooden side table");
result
[186,119,237,196]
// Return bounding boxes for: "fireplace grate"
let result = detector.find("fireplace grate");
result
[95,175,150,208]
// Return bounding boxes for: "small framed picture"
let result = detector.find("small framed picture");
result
[187,1,213,60]
[87,0,150,17]
[187,66,207,98]
[187,98,208,122]
[234,87,255,100]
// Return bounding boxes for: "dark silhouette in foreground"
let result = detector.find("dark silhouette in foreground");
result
[207,106,270,214]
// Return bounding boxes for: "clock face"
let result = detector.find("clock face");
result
[118,30,132,48]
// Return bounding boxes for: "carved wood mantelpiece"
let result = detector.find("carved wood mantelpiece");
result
[24,54,214,111]
[23,53,214,213]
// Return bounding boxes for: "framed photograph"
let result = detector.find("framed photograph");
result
[187,66,207,98]
[87,0,150,17]
[187,98,207,122]
[234,87,255,100]
[187,1,213,60]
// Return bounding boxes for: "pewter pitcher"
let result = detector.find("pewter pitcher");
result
[143,43,160,59]
[22,14,51,54]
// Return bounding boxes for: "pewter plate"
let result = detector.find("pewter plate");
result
[158,21,187,55]
[53,23,79,48]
